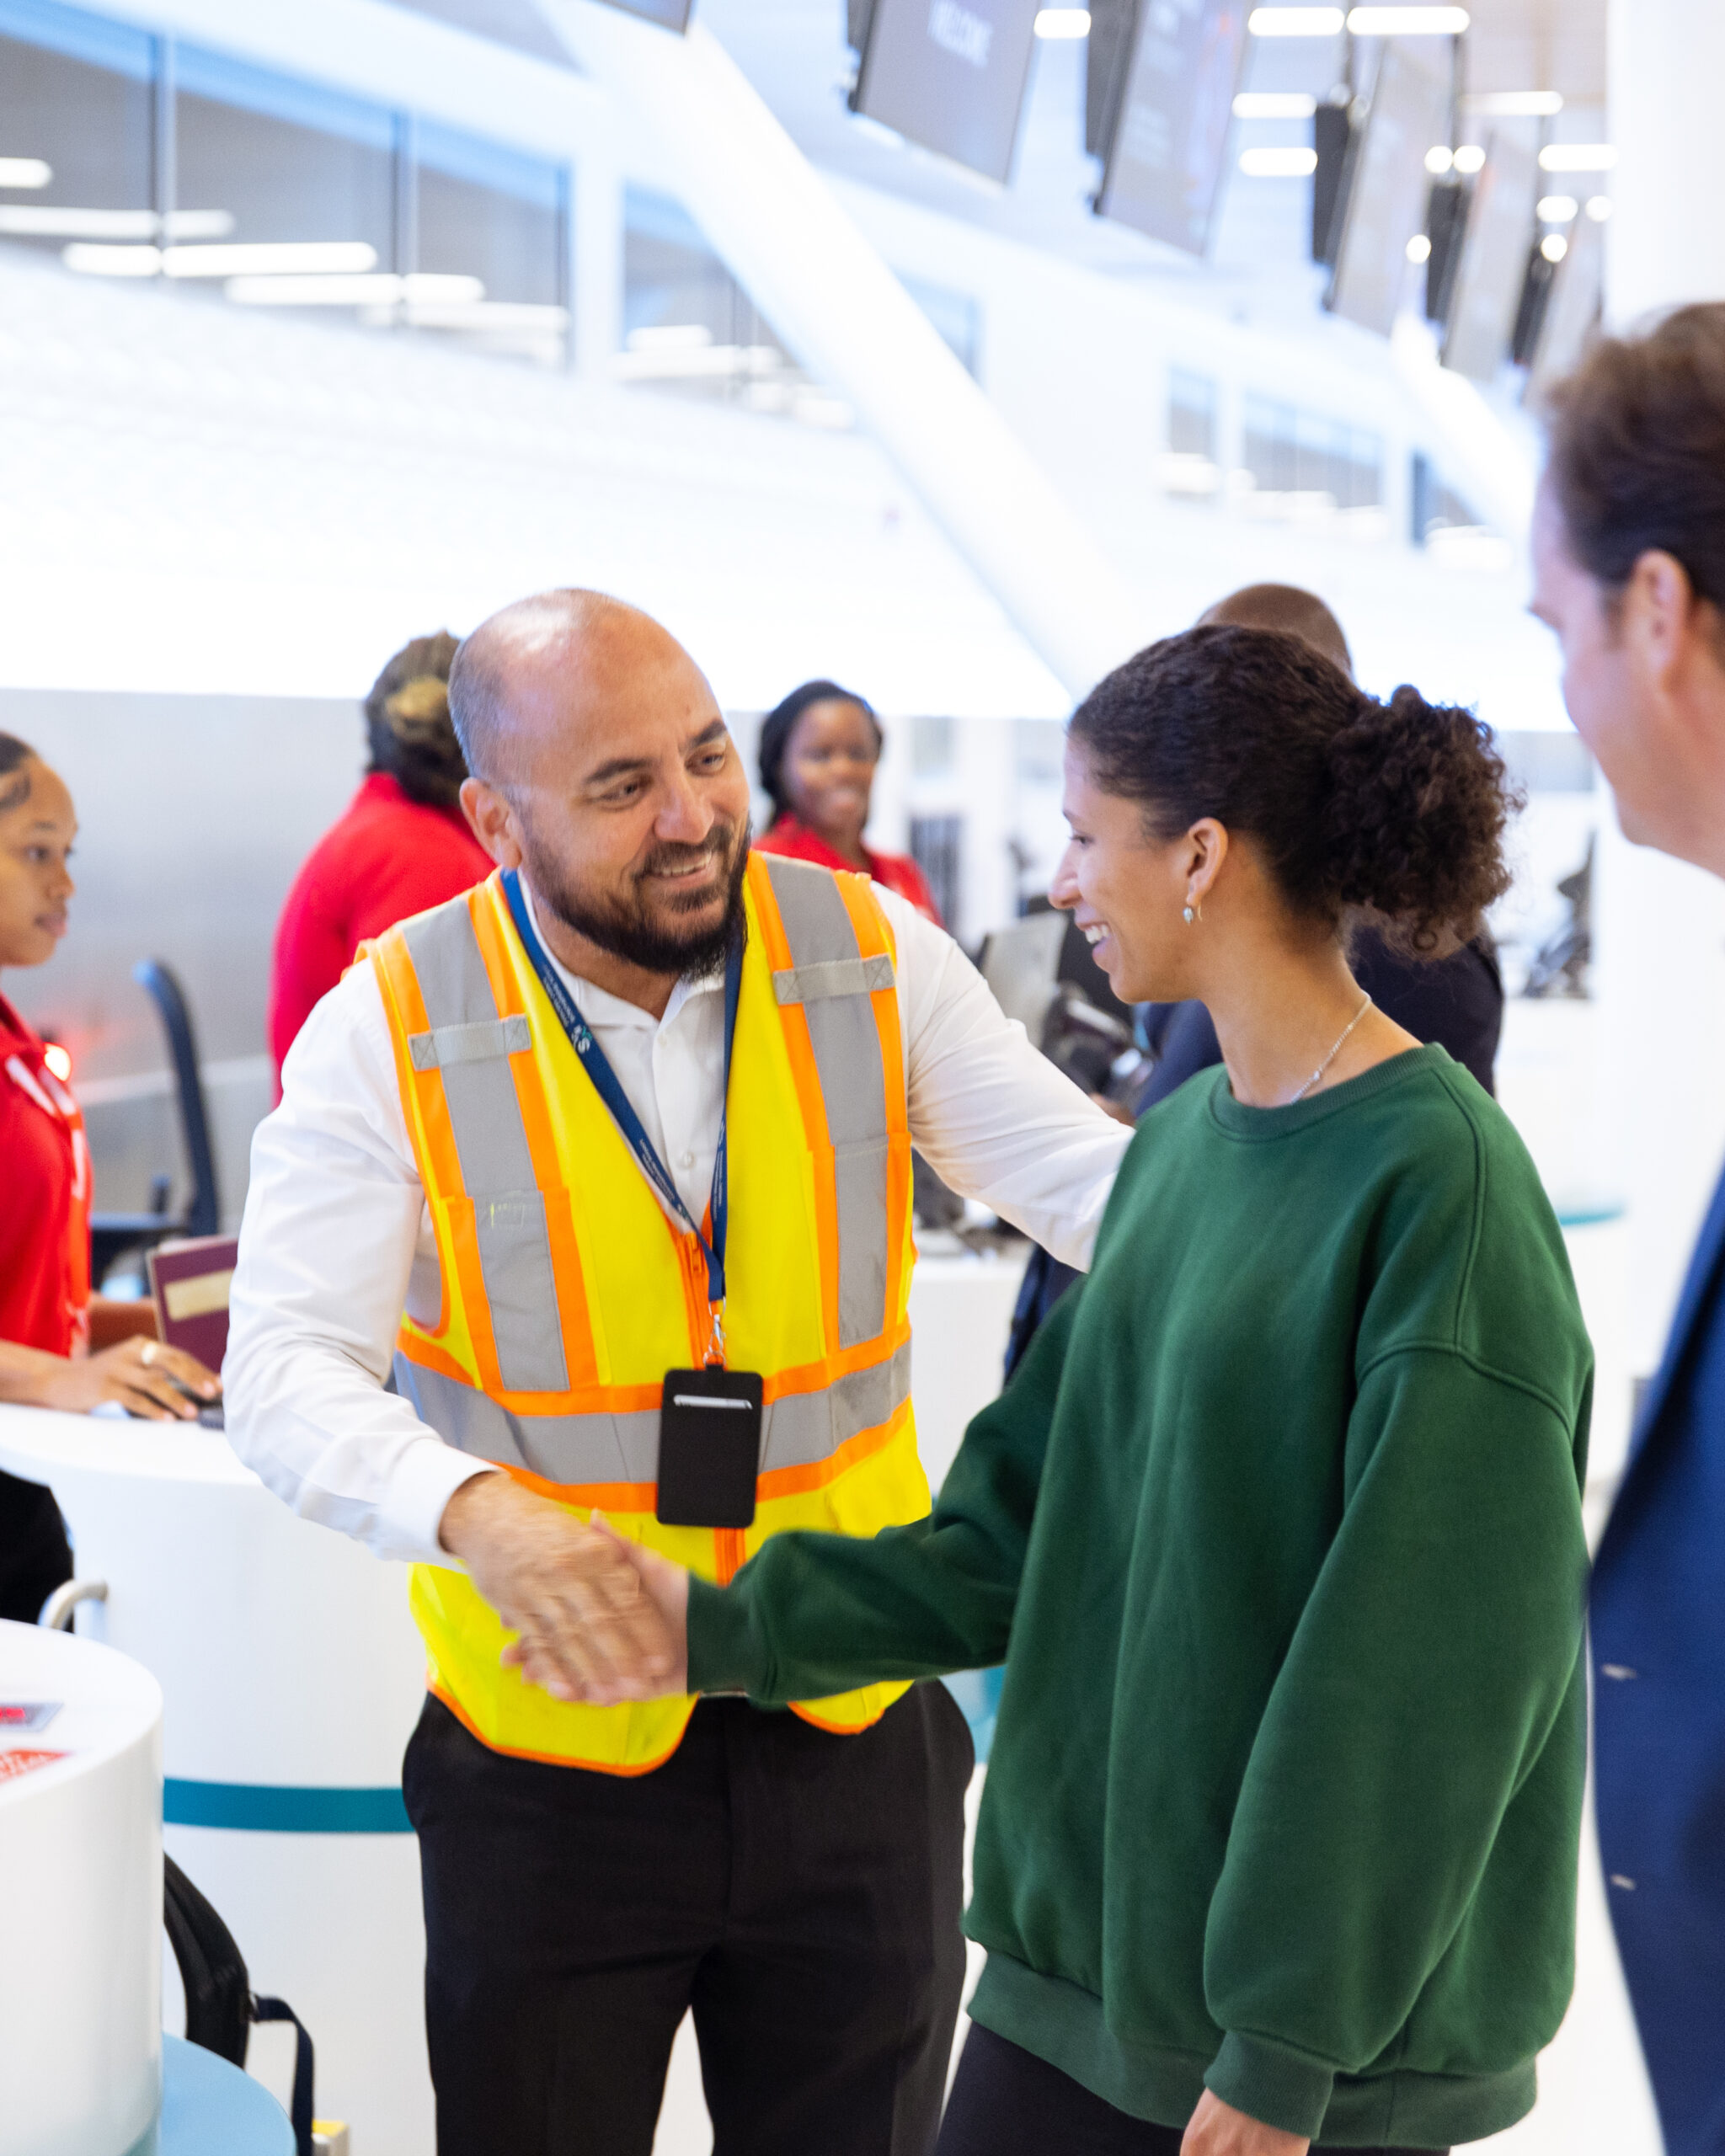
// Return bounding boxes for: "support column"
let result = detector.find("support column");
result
[1594,0,1725,1374]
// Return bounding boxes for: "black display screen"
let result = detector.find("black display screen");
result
[1096,0,1250,256]
[853,0,1044,184]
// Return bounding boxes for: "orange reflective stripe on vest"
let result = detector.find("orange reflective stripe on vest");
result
[368,855,927,1772]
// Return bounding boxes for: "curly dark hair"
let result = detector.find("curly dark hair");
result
[1068,626,1517,956]
[1542,302,1725,611]
[365,631,466,811]
[757,680,882,825]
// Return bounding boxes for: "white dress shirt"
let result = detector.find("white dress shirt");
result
[225,883,1130,1566]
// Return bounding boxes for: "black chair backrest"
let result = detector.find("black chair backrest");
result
[163,1854,315,2155]
[132,959,220,1236]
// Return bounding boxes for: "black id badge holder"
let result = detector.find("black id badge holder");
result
[656,1368,763,1529]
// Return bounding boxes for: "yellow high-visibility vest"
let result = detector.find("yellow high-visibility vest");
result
[366,854,927,1772]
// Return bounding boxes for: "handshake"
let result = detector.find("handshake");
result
[439,1472,692,1705]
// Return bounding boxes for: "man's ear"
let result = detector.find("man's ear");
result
[462,776,525,867]
[1625,549,1704,694]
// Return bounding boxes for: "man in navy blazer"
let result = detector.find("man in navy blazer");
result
[1532,305,1725,2155]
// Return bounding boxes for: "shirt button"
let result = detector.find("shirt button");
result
[680,1150,696,1169]
[1609,1875,1637,1892]
[1600,1664,1638,1680]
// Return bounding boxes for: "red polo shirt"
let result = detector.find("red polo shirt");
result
[269,773,494,1085]
[0,993,90,1358]
[751,817,943,925]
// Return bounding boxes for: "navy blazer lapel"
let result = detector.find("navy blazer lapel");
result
[1627,1156,1725,1468]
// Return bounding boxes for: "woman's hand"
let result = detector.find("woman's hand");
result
[1181,2092,1309,2156]
[0,1334,222,1420]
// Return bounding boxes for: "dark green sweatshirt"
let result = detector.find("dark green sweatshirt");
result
[691,1044,1594,2148]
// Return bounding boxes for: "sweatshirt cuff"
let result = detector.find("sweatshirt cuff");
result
[686,1574,770,1696]
[1204,2032,1337,2142]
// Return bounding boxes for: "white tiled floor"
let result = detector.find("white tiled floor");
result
[649,1769,1664,2155]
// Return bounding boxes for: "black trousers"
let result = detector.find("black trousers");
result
[940,2027,1449,2156]
[0,1470,72,1625]
[403,1682,974,2156]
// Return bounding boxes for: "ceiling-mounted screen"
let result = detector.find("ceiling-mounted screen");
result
[1096,0,1250,255]
[1527,211,1603,401]
[1442,134,1537,382]
[1326,40,1450,336]
[852,0,1043,184]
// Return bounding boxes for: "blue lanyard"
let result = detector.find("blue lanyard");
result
[502,869,741,1355]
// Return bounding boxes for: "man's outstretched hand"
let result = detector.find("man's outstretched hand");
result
[1182,2092,1310,2156]
[438,1474,684,1706]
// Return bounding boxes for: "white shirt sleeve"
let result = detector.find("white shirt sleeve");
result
[877,889,1131,1268]
[223,963,496,1566]
[226,889,1131,1563]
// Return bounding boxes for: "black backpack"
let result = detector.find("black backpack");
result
[163,1854,315,2156]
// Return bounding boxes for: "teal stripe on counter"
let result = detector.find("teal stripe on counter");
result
[164,1778,412,1833]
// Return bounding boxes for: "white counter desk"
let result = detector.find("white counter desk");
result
[0,1245,1030,2154]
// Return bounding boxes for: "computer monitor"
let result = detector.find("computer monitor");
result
[1095,0,1250,255]
[1443,134,1537,382]
[852,0,1043,184]
[1326,40,1450,337]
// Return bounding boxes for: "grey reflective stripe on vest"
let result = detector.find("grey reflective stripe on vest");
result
[401,905,569,1396]
[396,1337,913,1488]
[772,953,895,1006]
[761,857,894,1350]
[409,1015,531,1070]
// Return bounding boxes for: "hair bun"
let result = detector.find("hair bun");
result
[382,675,452,744]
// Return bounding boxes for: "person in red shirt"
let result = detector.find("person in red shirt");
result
[750,680,944,922]
[0,733,222,1618]
[269,632,494,1085]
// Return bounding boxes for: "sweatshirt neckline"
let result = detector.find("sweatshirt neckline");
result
[1206,1042,1449,1140]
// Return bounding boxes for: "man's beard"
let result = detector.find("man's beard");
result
[526,818,751,979]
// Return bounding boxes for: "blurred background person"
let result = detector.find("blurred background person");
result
[753,678,943,921]
[0,732,220,1620]
[268,631,492,1085]
[1537,303,1725,2156]
[1006,584,1507,1375]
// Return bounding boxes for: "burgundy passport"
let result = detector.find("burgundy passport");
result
[147,1235,239,1373]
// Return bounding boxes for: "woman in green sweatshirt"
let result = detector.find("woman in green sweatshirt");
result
[604,627,1594,2156]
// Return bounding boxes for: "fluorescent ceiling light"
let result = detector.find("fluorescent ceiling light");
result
[1406,233,1432,263]
[0,157,51,189]
[1585,195,1613,221]
[1239,146,1319,176]
[628,323,715,352]
[1539,143,1616,173]
[1347,6,1469,31]
[1033,8,1090,36]
[225,272,484,307]
[1465,89,1562,117]
[1536,195,1578,223]
[404,300,567,332]
[1451,144,1485,173]
[0,205,232,241]
[62,243,161,277]
[163,241,379,279]
[1541,232,1568,263]
[1248,8,1344,36]
[1233,92,1317,117]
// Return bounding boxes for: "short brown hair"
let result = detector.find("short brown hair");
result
[1197,583,1353,677]
[1544,303,1725,608]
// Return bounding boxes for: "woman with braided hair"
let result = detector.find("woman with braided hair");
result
[269,632,493,1086]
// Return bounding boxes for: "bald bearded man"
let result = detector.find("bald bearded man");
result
[227,590,1130,2156]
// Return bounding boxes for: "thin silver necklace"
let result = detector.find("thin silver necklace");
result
[1289,995,1372,1104]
